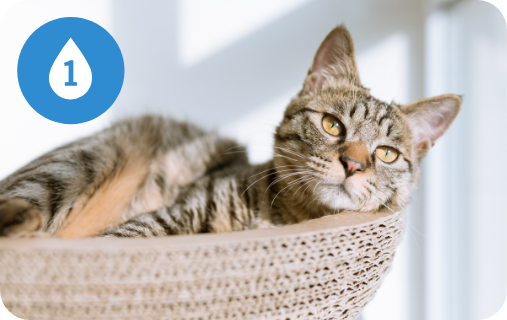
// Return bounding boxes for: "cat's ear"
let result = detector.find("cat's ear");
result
[303,25,361,93]
[400,94,461,159]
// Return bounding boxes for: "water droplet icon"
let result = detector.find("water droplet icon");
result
[49,38,92,100]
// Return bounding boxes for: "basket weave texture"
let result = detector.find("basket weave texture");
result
[0,211,404,320]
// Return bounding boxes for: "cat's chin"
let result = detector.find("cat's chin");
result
[315,183,355,210]
[314,182,379,212]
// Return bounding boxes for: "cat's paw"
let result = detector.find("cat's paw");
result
[0,197,44,237]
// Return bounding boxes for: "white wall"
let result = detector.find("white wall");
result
[0,0,115,180]
[448,2,506,318]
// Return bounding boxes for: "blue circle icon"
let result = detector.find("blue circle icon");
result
[17,17,124,124]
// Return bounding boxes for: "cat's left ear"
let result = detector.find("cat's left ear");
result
[400,94,461,159]
[303,25,361,93]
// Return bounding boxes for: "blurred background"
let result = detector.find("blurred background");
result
[0,0,506,319]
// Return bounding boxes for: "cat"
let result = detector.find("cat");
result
[0,26,460,238]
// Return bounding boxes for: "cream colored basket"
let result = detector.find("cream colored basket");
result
[0,211,404,320]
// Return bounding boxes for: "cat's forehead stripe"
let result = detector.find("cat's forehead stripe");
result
[285,107,319,120]
[386,125,394,137]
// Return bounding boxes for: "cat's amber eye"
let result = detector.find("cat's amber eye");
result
[322,115,342,136]
[375,146,399,163]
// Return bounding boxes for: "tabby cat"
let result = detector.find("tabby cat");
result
[0,26,460,238]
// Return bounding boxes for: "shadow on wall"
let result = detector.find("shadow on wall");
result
[110,0,424,127]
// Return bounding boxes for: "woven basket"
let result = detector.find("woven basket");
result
[0,211,404,320]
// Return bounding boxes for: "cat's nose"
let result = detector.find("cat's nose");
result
[340,156,365,177]
[338,141,369,178]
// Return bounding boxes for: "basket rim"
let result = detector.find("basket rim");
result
[0,211,402,251]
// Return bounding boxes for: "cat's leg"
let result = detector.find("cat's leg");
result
[0,134,130,237]
[100,206,195,238]
[0,197,45,237]
[100,166,256,238]
[0,116,160,237]
[0,116,247,237]
[100,177,213,238]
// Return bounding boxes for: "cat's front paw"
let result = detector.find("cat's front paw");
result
[0,197,44,237]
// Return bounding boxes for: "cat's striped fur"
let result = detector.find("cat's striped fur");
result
[0,26,461,238]
[0,116,278,238]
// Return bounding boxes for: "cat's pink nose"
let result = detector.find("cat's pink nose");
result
[340,156,365,177]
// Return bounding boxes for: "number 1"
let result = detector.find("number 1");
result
[64,60,77,86]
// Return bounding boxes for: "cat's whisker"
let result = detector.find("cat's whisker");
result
[370,194,395,213]
[243,169,309,197]
[285,174,310,187]
[313,181,322,194]
[224,143,309,164]
[302,178,318,196]
[369,193,392,212]
[219,145,252,158]
[244,165,306,180]
[221,145,247,154]
[305,193,322,208]
[271,177,311,209]
[357,187,371,208]
[265,171,313,193]
[409,195,420,204]
[272,146,309,160]
[223,151,250,155]
[364,189,376,207]
[399,213,423,251]
[364,183,388,206]
[406,218,428,238]
[283,176,311,196]
[367,180,395,203]
[273,153,304,164]
[241,171,281,196]
[269,171,306,187]
[286,175,310,186]
[238,143,308,159]
[292,177,317,200]
[224,150,304,165]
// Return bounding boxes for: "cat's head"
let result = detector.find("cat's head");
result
[273,26,460,218]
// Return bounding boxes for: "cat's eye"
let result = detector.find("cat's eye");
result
[375,146,399,163]
[322,115,343,136]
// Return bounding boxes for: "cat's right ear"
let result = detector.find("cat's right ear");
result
[303,25,361,93]
[400,94,461,159]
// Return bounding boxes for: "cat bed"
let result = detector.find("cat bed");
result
[0,210,404,320]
